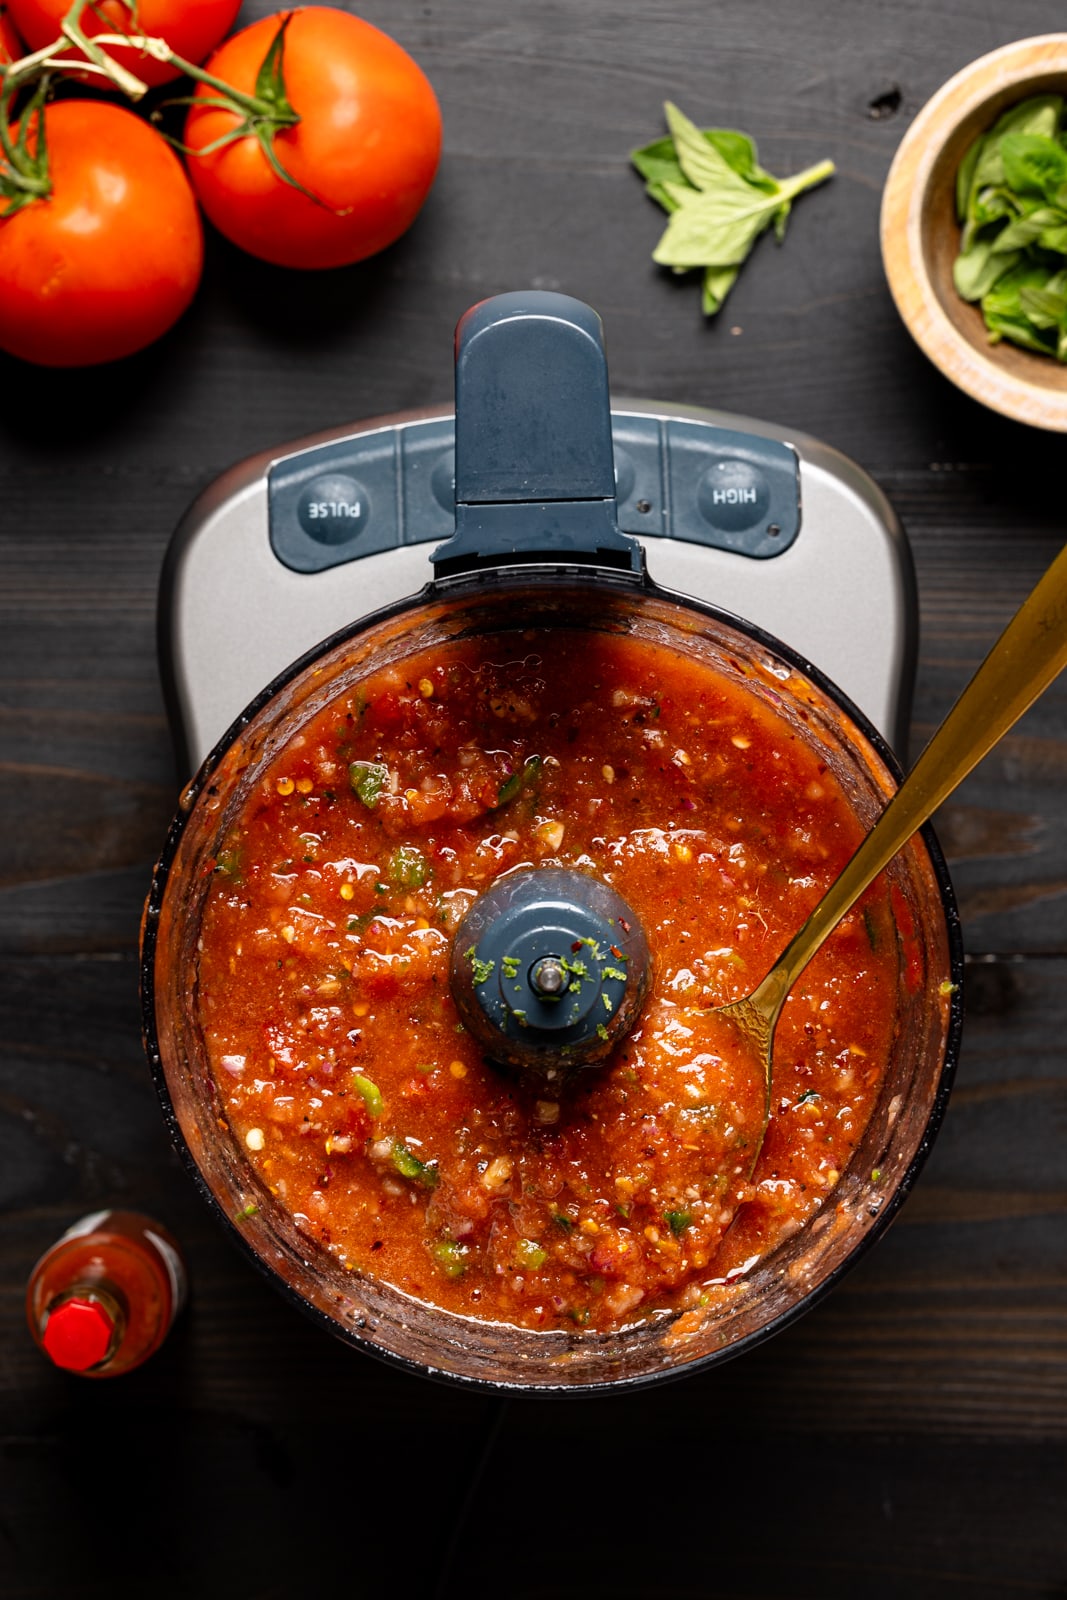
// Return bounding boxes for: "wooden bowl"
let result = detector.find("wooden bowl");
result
[881,35,1067,430]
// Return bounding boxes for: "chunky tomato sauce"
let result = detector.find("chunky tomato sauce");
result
[197,628,903,1332]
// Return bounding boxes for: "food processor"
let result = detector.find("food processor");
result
[143,292,962,1390]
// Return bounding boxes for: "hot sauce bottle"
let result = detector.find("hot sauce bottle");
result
[27,1211,187,1377]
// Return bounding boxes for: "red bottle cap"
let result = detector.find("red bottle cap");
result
[42,1297,115,1372]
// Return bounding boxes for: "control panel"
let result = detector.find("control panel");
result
[267,412,802,575]
[161,401,915,775]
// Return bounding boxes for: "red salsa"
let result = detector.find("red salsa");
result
[197,628,903,1332]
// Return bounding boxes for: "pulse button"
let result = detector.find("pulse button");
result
[298,474,369,545]
[697,458,771,533]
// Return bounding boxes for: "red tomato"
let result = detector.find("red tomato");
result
[0,3,23,61]
[4,0,241,86]
[0,101,203,367]
[184,8,442,270]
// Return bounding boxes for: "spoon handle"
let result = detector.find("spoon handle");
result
[756,539,1067,1014]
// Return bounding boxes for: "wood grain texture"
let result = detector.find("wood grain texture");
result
[1,1,1065,1594]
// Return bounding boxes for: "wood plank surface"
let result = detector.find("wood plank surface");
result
[1,0,1065,1594]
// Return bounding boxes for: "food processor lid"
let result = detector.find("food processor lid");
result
[432,291,643,576]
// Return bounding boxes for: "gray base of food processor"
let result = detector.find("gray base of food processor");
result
[160,400,917,775]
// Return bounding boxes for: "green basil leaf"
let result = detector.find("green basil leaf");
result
[980,260,1061,355]
[953,237,1020,302]
[702,264,739,314]
[1001,132,1067,203]
[652,157,833,270]
[632,124,778,211]
[653,192,769,268]
[971,184,1019,227]
[705,129,778,193]
[662,179,696,209]
[631,134,687,193]
[642,181,678,212]
[971,135,1007,199]
[956,132,985,221]
[1019,282,1067,329]
[965,100,1062,220]
[991,205,1064,251]
[982,258,1061,314]
[635,105,832,315]
[960,206,1001,256]
[663,102,757,196]
[983,309,1056,355]
[988,95,1062,142]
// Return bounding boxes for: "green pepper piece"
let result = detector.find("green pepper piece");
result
[515,1238,548,1270]
[496,769,523,806]
[432,1239,468,1279]
[664,1209,691,1235]
[349,760,389,808]
[391,1141,439,1187]
[214,845,243,882]
[388,845,427,888]
[353,1075,383,1118]
[495,754,543,808]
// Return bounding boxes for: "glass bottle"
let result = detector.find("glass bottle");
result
[27,1210,187,1377]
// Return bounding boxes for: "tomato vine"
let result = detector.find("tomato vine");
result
[0,0,312,216]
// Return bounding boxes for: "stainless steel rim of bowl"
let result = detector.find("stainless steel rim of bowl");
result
[140,571,965,1393]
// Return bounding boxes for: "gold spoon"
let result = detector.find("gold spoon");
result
[716,539,1067,1144]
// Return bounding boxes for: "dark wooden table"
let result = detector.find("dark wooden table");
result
[3,2,1066,1595]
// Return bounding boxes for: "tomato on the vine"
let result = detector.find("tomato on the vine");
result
[0,3,23,62]
[4,0,241,86]
[0,101,203,366]
[183,8,443,271]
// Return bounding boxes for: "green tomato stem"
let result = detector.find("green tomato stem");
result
[60,13,147,97]
[93,31,299,123]
[0,74,51,210]
[0,0,302,213]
